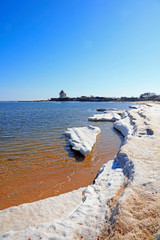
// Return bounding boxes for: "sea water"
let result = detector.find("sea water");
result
[0,101,134,209]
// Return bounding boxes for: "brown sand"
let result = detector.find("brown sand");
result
[0,150,119,210]
[0,124,121,210]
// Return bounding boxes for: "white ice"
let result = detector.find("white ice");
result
[65,125,101,156]
[88,112,121,122]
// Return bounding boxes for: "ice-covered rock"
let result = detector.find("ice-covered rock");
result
[65,125,101,156]
[88,112,121,122]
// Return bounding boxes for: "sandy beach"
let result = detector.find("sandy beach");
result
[0,119,121,210]
[0,103,160,239]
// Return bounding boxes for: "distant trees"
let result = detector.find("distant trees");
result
[140,92,157,99]
[49,92,160,102]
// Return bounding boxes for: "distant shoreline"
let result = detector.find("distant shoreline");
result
[17,98,160,103]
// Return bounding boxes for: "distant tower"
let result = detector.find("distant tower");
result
[59,90,67,98]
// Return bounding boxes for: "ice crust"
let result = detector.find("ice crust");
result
[88,112,121,122]
[65,125,101,156]
[113,111,133,138]
[0,188,85,234]
[1,103,160,239]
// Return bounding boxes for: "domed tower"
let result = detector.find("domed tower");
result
[59,90,67,98]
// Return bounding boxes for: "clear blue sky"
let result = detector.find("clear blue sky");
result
[0,0,160,100]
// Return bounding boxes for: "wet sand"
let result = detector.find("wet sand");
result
[0,123,121,210]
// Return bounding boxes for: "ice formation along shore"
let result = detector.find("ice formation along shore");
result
[88,108,123,122]
[0,104,160,239]
[65,125,101,156]
[88,112,121,122]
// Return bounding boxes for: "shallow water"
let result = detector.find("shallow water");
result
[0,101,133,209]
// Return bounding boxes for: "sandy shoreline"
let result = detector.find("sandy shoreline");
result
[0,121,121,210]
[0,103,160,239]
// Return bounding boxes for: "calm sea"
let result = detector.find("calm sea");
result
[0,101,135,209]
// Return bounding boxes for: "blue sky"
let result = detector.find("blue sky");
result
[0,0,160,100]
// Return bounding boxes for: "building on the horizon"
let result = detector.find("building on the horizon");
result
[140,92,156,99]
[59,90,67,98]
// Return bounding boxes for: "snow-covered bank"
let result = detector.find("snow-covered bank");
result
[0,104,160,239]
[0,188,85,234]
[65,125,101,156]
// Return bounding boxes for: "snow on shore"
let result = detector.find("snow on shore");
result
[88,108,124,122]
[88,112,121,122]
[0,188,85,235]
[65,125,101,156]
[0,103,160,239]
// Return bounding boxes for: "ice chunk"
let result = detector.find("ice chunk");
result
[113,112,134,138]
[129,105,139,109]
[88,112,121,122]
[65,125,101,156]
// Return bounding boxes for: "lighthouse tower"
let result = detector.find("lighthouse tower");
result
[59,90,67,98]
